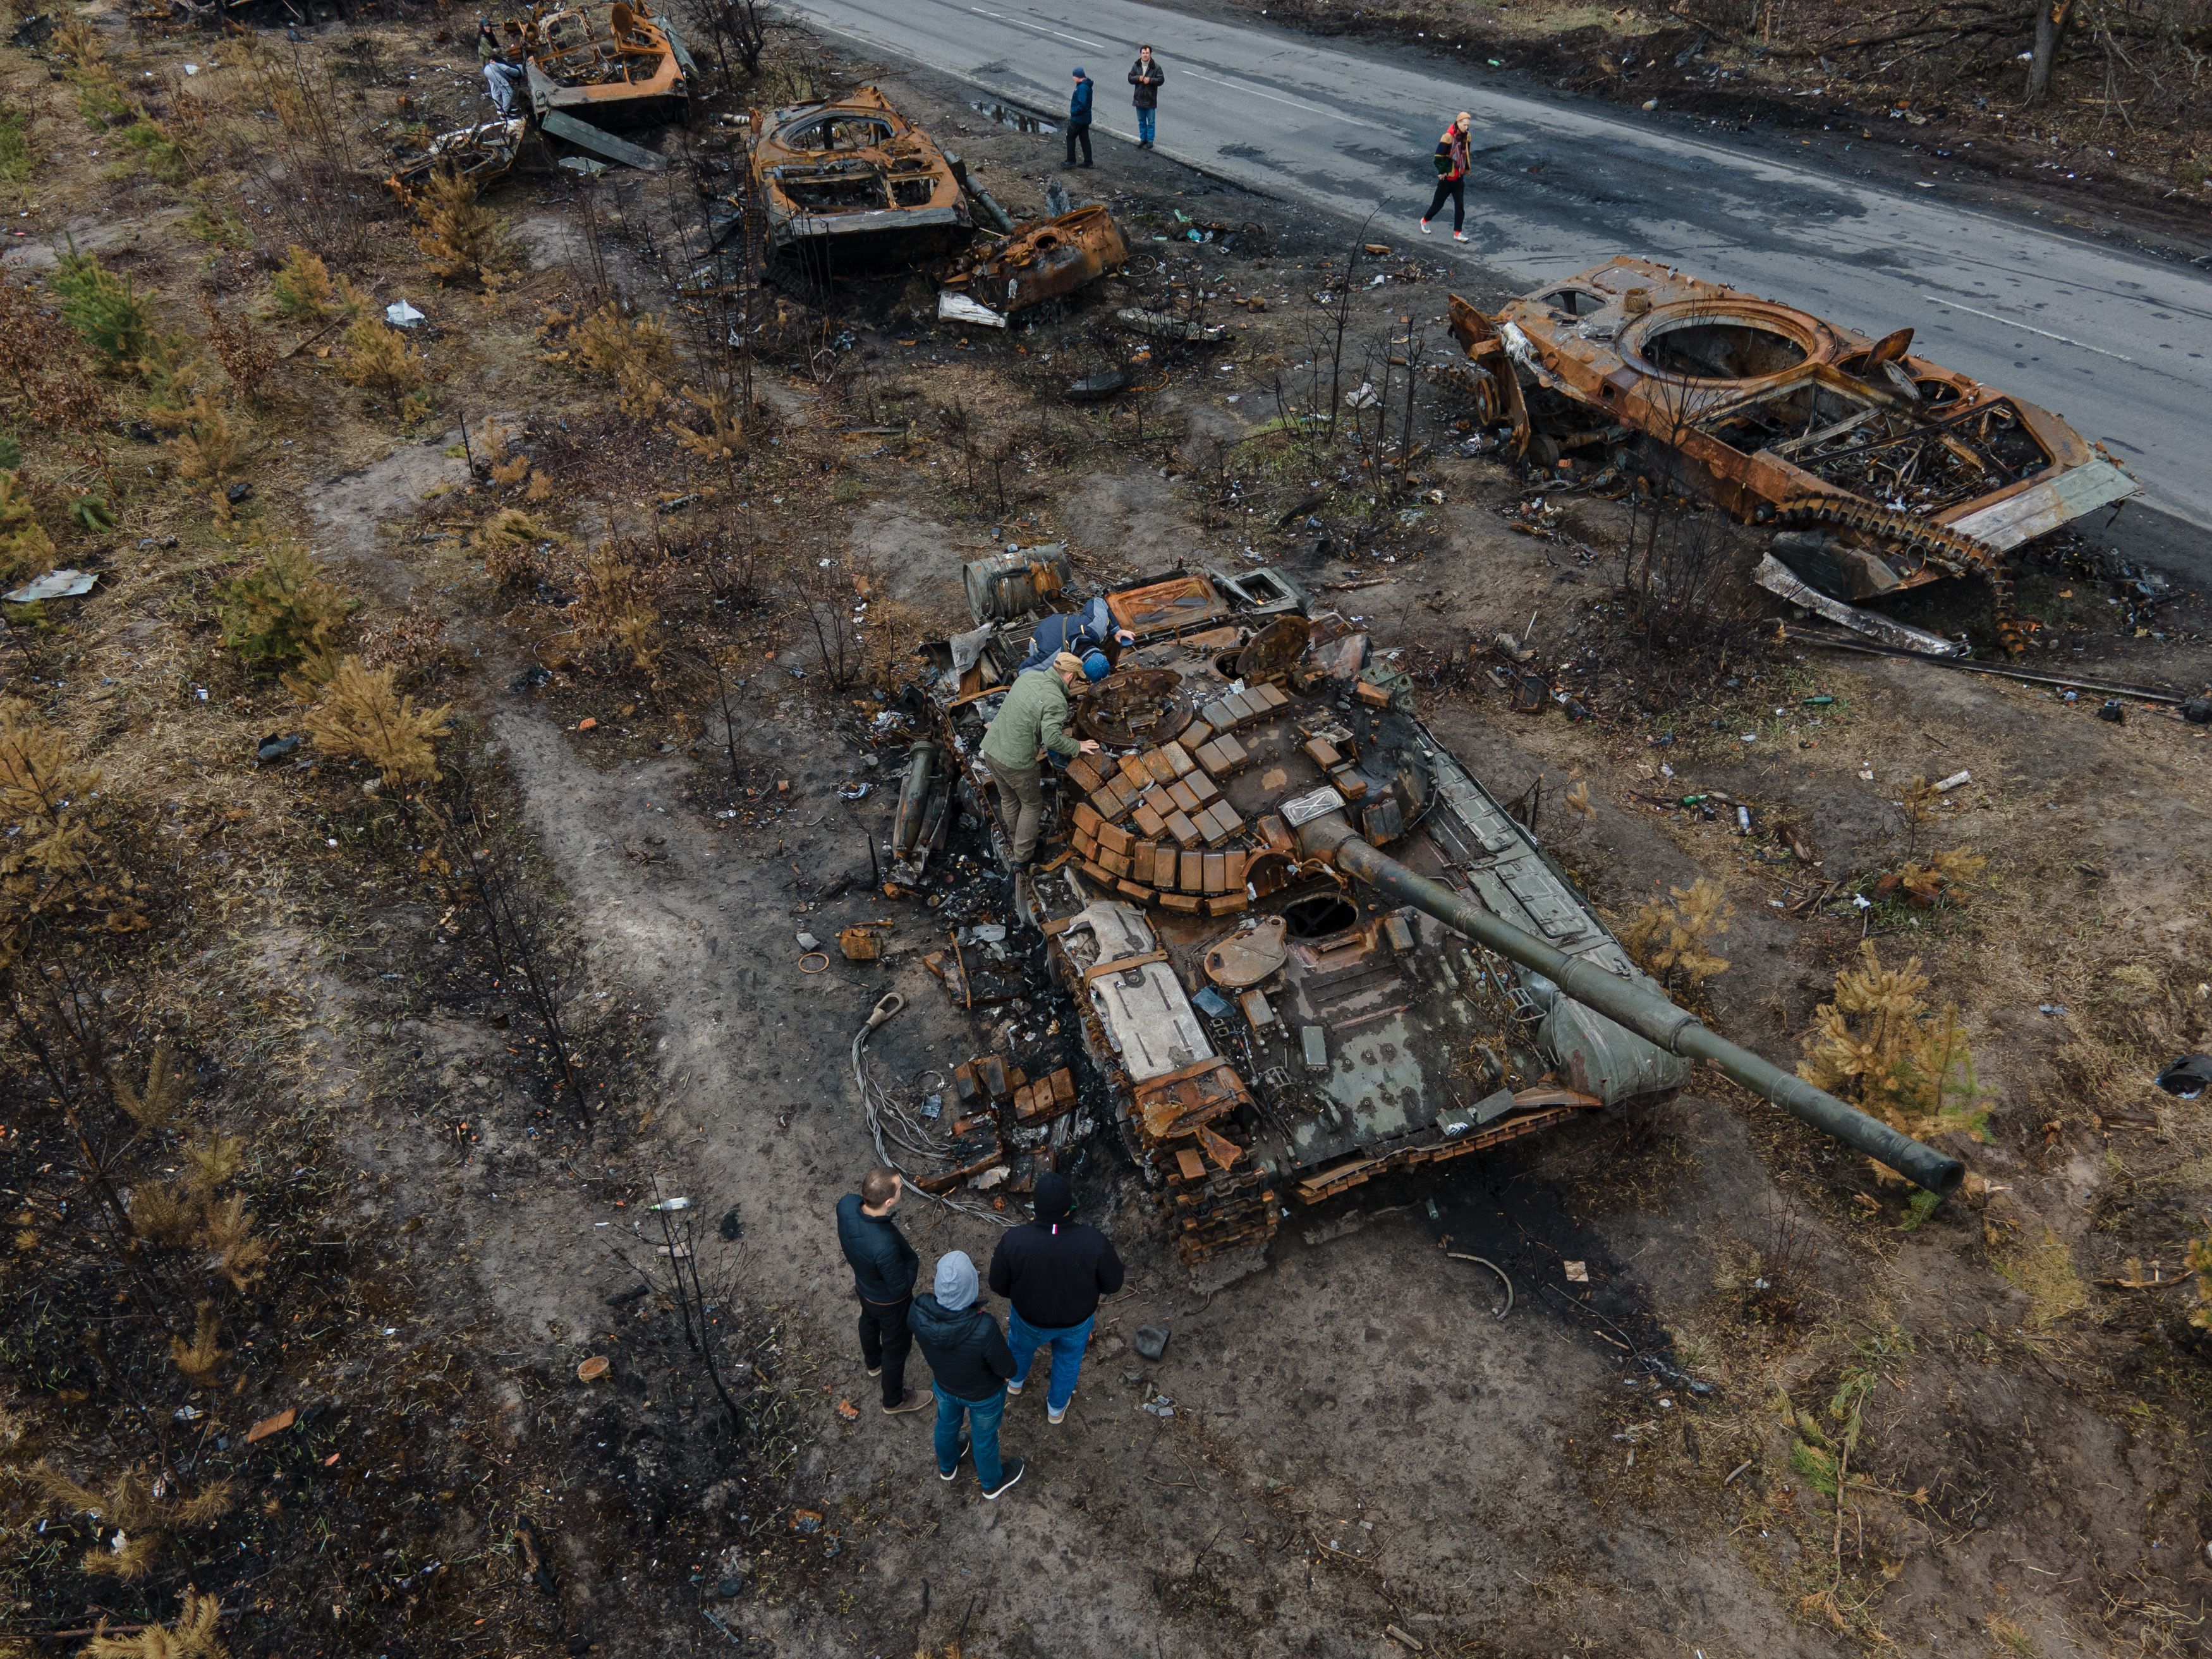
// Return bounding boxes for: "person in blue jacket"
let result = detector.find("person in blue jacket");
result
[1066,67,1094,169]
[1015,595,1135,676]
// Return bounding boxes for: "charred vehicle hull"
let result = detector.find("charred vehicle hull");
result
[747,87,972,262]
[521,0,690,130]
[1447,257,2137,653]
[899,569,1962,1266]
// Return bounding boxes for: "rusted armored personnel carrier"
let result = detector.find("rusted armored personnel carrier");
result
[894,561,1962,1265]
[744,87,973,262]
[1447,257,2137,654]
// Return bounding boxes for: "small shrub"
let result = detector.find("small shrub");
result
[132,333,210,432]
[339,317,427,415]
[410,164,513,289]
[50,251,154,370]
[0,697,146,969]
[217,543,351,669]
[1892,845,1987,908]
[304,655,453,786]
[121,116,191,184]
[474,506,547,588]
[0,104,33,185]
[1623,877,1732,988]
[1799,940,1989,1182]
[270,244,365,322]
[669,384,744,466]
[477,417,531,487]
[200,295,278,402]
[573,544,662,672]
[82,1588,231,1659]
[165,394,252,514]
[0,470,55,584]
[573,303,675,418]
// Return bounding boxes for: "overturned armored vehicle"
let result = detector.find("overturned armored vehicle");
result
[893,562,1962,1265]
[1447,257,2137,653]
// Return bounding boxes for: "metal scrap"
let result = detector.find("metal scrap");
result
[937,204,1129,325]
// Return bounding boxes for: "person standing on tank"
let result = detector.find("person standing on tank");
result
[1128,45,1164,149]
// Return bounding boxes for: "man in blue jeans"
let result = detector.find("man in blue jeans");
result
[1127,45,1163,148]
[907,1251,1024,1498]
[988,1171,1125,1423]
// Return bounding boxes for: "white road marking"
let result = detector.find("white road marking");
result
[1923,295,2137,364]
[1174,65,1385,131]
[969,5,1106,51]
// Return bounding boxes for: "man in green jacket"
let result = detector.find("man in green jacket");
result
[980,652,1100,873]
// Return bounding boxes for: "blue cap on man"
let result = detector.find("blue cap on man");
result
[1081,650,1110,682]
[1073,65,1086,77]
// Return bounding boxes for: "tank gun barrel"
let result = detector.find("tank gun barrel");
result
[1315,823,1964,1197]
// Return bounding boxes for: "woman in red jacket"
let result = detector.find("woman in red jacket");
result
[1421,111,1474,243]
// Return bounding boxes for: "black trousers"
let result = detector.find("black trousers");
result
[858,1295,913,1407]
[1066,121,1092,167]
[1425,176,1465,231]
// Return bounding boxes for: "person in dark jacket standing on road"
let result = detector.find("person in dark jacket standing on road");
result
[1066,66,1095,169]
[908,1252,1024,1498]
[835,1169,928,1415]
[988,1171,1124,1424]
[1420,111,1474,243]
[1127,45,1164,148]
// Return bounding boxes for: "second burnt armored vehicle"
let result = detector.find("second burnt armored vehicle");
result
[897,561,1962,1265]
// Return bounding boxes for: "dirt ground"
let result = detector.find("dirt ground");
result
[3,4,2211,1658]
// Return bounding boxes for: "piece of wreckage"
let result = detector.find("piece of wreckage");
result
[884,561,1965,1266]
[392,0,693,186]
[936,204,1130,327]
[1443,256,2137,655]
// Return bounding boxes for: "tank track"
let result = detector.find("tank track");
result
[1773,493,2024,655]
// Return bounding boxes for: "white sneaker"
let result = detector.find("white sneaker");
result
[1047,1399,1069,1425]
[1419,218,1431,235]
[1004,1380,1023,1395]
[1453,231,1469,242]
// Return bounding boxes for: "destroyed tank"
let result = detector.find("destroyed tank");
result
[893,562,1962,1264]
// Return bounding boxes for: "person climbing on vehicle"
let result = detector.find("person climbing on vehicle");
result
[1067,66,1095,169]
[1420,111,1474,243]
[1014,595,1134,676]
[979,652,1101,890]
[483,47,528,118]
[908,1251,1025,1498]
[1127,45,1164,149]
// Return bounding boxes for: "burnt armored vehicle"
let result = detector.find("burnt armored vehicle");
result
[892,561,1962,1265]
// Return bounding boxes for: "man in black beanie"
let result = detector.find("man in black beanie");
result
[987,1170,1125,1423]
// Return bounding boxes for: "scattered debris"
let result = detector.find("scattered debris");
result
[1753,555,1966,657]
[576,1355,611,1382]
[1563,1261,1590,1284]
[1133,1325,1170,1361]
[3,568,99,604]
[2154,1054,2211,1098]
[243,1407,296,1444]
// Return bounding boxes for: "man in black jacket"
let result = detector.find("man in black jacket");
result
[908,1252,1024,1497]
[835,1168,927,1414]
[987,1171,1124,1423]
[1127,45,1163,148]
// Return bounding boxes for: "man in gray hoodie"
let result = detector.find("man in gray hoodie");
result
[906,1251,1024,1498]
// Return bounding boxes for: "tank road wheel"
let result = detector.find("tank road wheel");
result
[1525,432,1562,470]
[1773,493,2025,656]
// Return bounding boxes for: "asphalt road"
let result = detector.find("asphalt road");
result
[777,0,2212,534]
